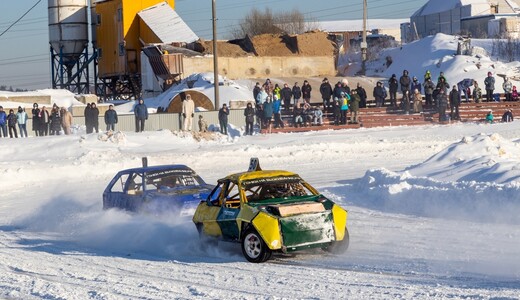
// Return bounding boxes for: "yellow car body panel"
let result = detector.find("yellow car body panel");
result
[192,202,222,236]
[252,212,282,250]
[331,204,348,241]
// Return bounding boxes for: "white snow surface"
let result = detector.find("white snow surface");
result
[0,89,83,109]
[1,120,520,299]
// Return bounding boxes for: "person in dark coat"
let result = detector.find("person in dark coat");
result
[399,70,411,97]
[218,103,229,135]
[281,83,292,111]
[244,102,255,135]
[104,104,118,131]
[333,81,345,99]
[6,109,18,138]
[49,107,62,135]
[373,81,385,108]
[436,77,450,94]
[411,77,422,94]
[502,109,514,122]
[438,89,449,122]
[134,99,148,132]
[84,103,92,134]
[423,78,436,107]
[302,80,312,103]
[90,102,100,133]
[252,82,261,101]
[388,74,399,108]
[319,78,333,108]
[449,85,461,120]
[31,103,40,136]
[292,82,302,104]
[356,83,367,108]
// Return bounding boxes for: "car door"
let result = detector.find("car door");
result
[216,180,241,241]
[121,171,145,211]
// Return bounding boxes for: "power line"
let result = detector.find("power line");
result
[0,0,43,38]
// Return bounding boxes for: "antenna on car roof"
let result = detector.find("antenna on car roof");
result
[142,157,148,168]
[248,157,262,172]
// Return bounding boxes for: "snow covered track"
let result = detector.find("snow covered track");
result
[1,122,520,299]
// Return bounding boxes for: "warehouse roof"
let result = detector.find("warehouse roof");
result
[138,2,198,44]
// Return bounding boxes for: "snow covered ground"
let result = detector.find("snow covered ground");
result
[1,120,520,299]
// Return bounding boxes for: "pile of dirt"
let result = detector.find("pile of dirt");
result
[201,40,250,57]
[195,31,336,57]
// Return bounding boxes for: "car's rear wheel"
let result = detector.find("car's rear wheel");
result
[323,227,349,255]
[241,228,272,263]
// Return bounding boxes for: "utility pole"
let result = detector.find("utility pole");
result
[212,0,220,110]
[361,0,367,75]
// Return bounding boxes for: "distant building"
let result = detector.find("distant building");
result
[312,19,406,51]
[407,0,520,42]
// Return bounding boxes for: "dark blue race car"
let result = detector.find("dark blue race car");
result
[103,164,213,216]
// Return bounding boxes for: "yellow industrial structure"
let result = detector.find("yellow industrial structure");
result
[91,0,200,100]
[95,0,174,78]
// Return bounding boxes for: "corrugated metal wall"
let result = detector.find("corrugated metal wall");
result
[24,110,247,133]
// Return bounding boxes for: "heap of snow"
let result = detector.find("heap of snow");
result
[145,72,253,111]
[0,89,83,109]
[343,133,520,224]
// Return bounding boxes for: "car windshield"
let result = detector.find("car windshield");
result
[242,176,316,202]
[145,169,204,190]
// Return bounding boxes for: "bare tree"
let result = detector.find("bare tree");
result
[230,8,318,39]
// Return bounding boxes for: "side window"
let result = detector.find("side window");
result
[126,173,143,195]
[208,183,223,206]
[111,174,129,193]
[222,181,241,208]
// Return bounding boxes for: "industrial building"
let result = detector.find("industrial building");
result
[49,0,197,101]
[403,0,520,42]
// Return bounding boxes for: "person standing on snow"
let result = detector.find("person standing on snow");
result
[349,89,360,124]
[61,107,73,135]
[90,103,100,133]
[356,83,367,109]
[438,89,449,122]
[31,103,41,137]
[16,106,28,138]
[373,81,385,108]
[473,81,483,103]
[39,106,50,136]
[484,72,495,102]
[182,94,195,131]
[399,70,411,109]
[272,95,284,129]
[6,109,18,138]
[263,96,274,133]
[104,105,118,132]
[134,99,148,132]
[49,107,62,136]
[218,103,229,135]
[244,102,255,135]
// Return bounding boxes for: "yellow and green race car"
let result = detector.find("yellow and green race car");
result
[192,159,349,263]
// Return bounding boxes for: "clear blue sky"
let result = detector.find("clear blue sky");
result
[0,0,427,90]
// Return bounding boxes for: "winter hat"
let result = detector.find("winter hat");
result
[488,72,492,76]
[341,78,349,86]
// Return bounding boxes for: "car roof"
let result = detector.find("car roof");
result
[222,170,299,183]
[119,164,196,174]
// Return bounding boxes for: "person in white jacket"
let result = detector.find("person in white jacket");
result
[182,94,195,131]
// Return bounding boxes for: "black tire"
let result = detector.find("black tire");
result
[241,228,272,263]
[324,227,349,255]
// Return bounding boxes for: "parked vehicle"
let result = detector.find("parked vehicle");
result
[193,158,349,263]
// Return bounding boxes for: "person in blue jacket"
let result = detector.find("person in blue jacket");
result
[272,95,284,129]
[134,99,148,132]
[0,106,7,138]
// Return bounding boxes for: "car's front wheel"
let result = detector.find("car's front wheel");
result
[241,228,272,263]
[323,227,349,255]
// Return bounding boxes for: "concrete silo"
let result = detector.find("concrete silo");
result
[48,0,93,94]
